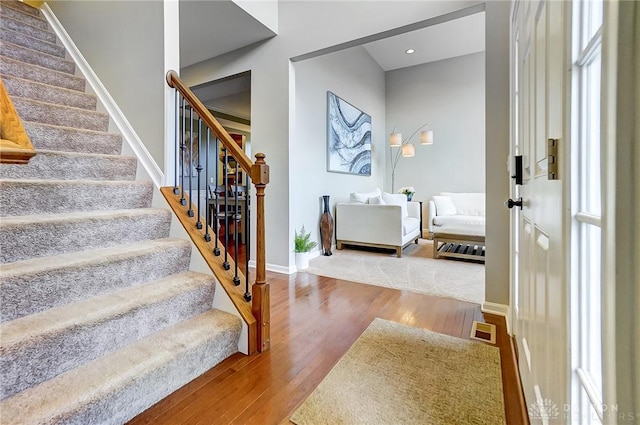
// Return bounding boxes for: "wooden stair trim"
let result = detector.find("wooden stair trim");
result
[161,186,258,354]
[0,78,35,164]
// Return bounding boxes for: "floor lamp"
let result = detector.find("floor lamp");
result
[389,124,433,193]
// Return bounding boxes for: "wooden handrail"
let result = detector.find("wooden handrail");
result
[0,78,35,164]
[165,70,270,353]
[166,70,252,175]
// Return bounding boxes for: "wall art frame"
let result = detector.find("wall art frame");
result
[326,91,372,176]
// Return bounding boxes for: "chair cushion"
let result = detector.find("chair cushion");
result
[382,192,408,216]
[433,215,485,227]
[402,217,420,236]
[441,192,485,216]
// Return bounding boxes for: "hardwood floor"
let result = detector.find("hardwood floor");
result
[128,270,527,425]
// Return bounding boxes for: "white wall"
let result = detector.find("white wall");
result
[181,0,478,270]
[292,46,386,262]
[48,1,166,168]
[385,52,485,213]
[484,1,510,306]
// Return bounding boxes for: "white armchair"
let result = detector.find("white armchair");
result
[335,201,421,257]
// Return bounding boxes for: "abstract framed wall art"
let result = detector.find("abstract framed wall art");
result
[326,91,372,175]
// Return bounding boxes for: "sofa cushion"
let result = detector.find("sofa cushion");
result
[433,215,485,227]
[350,188,381,204]
[382,192,408,216]
[433,195,457,216]
[441,192,485,216]
[368,195,386,205]
[402,217,420,236]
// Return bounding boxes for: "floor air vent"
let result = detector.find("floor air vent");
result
[470,321,496,344]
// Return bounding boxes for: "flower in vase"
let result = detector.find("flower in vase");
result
[398,186,415,201]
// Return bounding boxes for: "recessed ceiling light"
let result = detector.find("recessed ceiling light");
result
[405,49,415,54]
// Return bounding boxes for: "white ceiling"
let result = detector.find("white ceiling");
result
[363,11,485,72]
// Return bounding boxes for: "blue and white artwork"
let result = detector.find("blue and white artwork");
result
[327,91,372,176]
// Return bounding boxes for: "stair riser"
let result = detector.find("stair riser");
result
[1,241,192,322]
[0,151,137,181]
[14,98,109,132]
[0,4,48,29]
[0,311,241,425]
[0,210,171,263]
[0,281,215,399]
[3,75,97,110]
[0,40,75,74]
[0,15,56,44]
[24,122,122,155]
[0,181,153,217]
[0,27,65,58]
[92,329,239,425]
[0,56,85,91]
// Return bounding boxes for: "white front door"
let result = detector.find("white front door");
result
[510,1,570,422]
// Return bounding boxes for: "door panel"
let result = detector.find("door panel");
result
[511,1,569,422]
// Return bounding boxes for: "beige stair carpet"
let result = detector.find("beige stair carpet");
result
[306,239,484,304]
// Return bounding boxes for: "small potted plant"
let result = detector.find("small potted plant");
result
[294,226,317,270]
[398,186,415,201]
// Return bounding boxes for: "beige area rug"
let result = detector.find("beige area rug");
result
[306,239,484,304]
[290,318,506,425]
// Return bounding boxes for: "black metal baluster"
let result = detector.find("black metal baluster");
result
[244,176,251,302]
[173,90,179,195]
[213,137,221,256]
[222,148,230,271]
[179,99,186,205]
[187,107,194,217]
[204,127,211,242]
[233,164,240,286]
[195,117,203,229]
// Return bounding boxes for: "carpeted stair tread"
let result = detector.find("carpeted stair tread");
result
[0,238,192,322]
[0,3,48,30]
[0,309,241,425]
[0,271,216,399]
[0,179,153,216]
[0,26,65,58]
[0,14,56,43]
[1,1,41,16]
[13,97,109,131]
[0,149,137,181]
[0,208,171,263]
[24,121,122,154]
[0,56,85,92]
[2,75,97,110]
[0,40,75,74]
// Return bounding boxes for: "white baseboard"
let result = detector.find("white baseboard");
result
[41,4,164,188]
[481,302,512,335]
[249,249,322,275]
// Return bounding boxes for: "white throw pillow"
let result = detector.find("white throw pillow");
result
[368,195,386,205]
[433,195,457,216]
[350,188,382,204]
[382,192,408,216]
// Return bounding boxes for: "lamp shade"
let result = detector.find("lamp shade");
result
[420,130,434,145]
[401,143,415,157]
[389,132,402,147]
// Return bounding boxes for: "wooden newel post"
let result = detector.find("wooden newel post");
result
[251,153,270,352]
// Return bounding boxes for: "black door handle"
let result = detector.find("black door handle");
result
[505,198,523,209]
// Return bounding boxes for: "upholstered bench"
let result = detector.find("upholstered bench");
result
[432,224,485,263]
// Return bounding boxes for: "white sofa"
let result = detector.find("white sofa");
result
[427,192,485,237]
[335,189,421,257]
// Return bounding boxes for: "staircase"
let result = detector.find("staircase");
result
[0,2,241,423]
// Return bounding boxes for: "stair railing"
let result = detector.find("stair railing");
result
[0,78,35,164]
[165,70,270,354]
